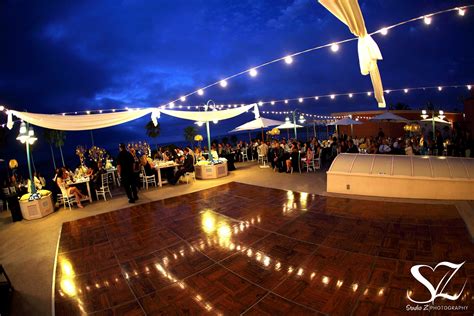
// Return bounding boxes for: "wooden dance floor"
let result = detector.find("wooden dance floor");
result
[54,182,474,315]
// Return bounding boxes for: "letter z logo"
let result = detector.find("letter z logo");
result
[408,261,468,304]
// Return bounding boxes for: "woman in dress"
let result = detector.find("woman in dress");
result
[56,169,87,208]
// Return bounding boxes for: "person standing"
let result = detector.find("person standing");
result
[117,143,138,203]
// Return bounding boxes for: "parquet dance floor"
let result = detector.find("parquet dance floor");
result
[54,182,474,315]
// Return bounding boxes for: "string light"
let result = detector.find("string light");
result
[468,85,472,90]
[258,101,263,106]
[349,93,353,98]
[404,88,409,93]
[330,94,335,99]
[169,102,175,109]
[150,5,473,108]
[298,98,303,103]
[367,92,372,96]
[270,101,275,105]
[180,96,186,102]
[0,106,4,111]
[284,100,288,104]
[315,96,319,100]
[249,68,258,77]
[438,86,443,91]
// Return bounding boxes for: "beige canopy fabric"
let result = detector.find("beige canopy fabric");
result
[8,108,155,131]
[319,0,386,108]
[158,104,256,122]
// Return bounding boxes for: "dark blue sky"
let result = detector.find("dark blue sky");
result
[1,0,474,149]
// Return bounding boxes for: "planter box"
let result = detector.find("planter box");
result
[195,162,228,180]
[19,194,54,220]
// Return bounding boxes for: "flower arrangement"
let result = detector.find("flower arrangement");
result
[76,145,87,163]
[88,146,106,163]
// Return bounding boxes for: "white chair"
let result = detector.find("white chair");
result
[182,171,196,184]
[2,188,10,211]
[95,173,113,201]
[241,149,249,162]
[57,193,76,210]
[314,150,322,170]
[257,147,268,165]
[141,167,157,189]
[301,156,316,173]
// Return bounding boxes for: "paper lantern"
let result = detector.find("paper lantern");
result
[9,159,18,169]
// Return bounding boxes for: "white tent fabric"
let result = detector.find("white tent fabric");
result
[276,122,304,129]
[319,0,386,108]
[421,117,451,124]
[328,117,362,125]
[158,104,256,122]
[370,112,408,122]
[8,108,155,131]
[229,117,284,133]
[7,103,257,131]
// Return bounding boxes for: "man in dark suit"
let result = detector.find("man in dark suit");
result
[169,147,194,185]
[117,143,138,203]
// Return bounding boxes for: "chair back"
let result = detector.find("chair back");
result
[101,173,109,187]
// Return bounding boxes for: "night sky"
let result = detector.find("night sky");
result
[1,0,474,167]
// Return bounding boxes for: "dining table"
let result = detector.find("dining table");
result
[68,177,93,203]
[153,161,179,187]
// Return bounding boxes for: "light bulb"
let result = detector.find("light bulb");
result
[249,68,258,77]
[438,86,442,91]
[197,89,204,96]
[380,27,388,36]
[0,105,4,111]
[330,94,335,100]
[219,80,228,88]
[284,56,293,64]
[285,116,290,122]
[180,96,186,102]
[258,101,263,106]
[298,98,303,103]
[367,92,372,96]
[424,16,432,25]
[439,110,444,115]
[62,113,66,116]
[404,89,409,93]
[385,90,391,94]
[330,43,339,52]
[169,102,175,108]
[422,110,427,115]
[315,96,319,100]
[284,100,288,104]
[270,101,275,105]
[86,110,90,114]
[468,85,472,90]
[348,93,353,98]
[458,7,466,16]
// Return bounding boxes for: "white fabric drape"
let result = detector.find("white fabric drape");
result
[8,108,155,131]
[157,104,256,122]
[319,0,386,108]
[229,117,285,132]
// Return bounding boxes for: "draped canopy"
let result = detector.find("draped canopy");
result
[8,109,155,131]
[7,104,257,131]
[319,0,386,108]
